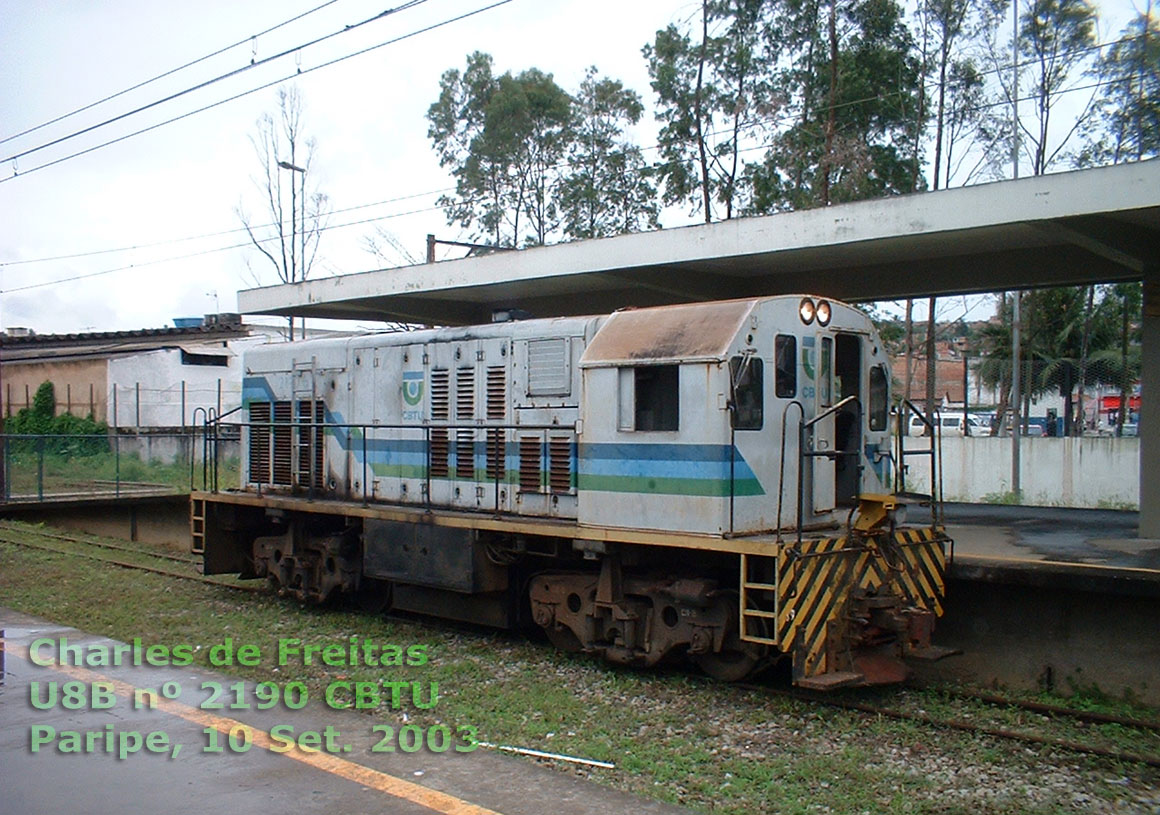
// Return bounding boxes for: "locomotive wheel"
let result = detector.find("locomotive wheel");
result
[693,591,765,682]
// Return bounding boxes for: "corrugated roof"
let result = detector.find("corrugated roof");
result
[580,299,755,367]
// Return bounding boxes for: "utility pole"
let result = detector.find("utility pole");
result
[1009,0,1022,499]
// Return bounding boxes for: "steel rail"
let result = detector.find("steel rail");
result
[747,684,1160,769]
[0,522,196,564]
[0,534,265,594]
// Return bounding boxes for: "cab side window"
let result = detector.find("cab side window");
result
[730,357,763,430]
[869,365,888,431]
[775,335,796,398]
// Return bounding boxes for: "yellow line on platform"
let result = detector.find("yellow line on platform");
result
[4,643,502,815]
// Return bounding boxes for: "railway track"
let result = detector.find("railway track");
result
[0,525,264,594]
[0,522,197,565]
[742,683,1160,769]
[3,521,1158,770]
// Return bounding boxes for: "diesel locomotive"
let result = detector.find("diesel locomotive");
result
[192,295,952,688]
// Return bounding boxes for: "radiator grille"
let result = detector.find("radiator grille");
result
[519,436,542,492]
[456,430,475,480]
[485,429,504,481]
[297,400,325,488]
[271,402,293,485]
[486,366,506,419]
[430,428,449,478]
[548,436,573,493]
[527,338,569,395]
[248,402,271,484]
[456,367,475,419]
[430,370,449,420]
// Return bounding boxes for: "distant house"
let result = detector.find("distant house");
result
[890,337,998,412]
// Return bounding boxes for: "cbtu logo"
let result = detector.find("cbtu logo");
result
[402,371,425,406]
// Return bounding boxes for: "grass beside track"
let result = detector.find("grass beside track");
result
[1,521,1159,815]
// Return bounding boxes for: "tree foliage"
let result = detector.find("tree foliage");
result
[6,382,108,454]
[747,0,925,212]
[558,69,659,239]
[428,54,657,248]
[1082,10,1160,165]
[975,285,1138,435]
[645,0,775,221]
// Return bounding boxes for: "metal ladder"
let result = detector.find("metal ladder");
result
[190,497,205,557]
[739,553,779,645]
[894,399,943,527]
[291,357,318,494]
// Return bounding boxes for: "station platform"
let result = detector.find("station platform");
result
[0,609,691,815]
[943,503,1160,598]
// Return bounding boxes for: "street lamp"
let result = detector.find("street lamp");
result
[278,160,306,340]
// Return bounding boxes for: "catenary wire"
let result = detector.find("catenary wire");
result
[0,186,455,267]
[0,0,514,185]
[1,0,430,165]
[0,0,344,147]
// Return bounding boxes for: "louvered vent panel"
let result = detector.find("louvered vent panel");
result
[549,436,573,493]
[456,430,475,480]
[518,436,542,492]
[485,429,504,481]
[272,402,293,485]
[248,402,271,484]
[430,428,449,478]
[456,367,475,420]
[430,370,450,420]
[486,366,506,419]
[527,338,569,395]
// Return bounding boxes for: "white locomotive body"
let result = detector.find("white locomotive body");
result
[197,295,950,687]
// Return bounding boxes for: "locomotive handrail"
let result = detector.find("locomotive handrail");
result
[216,415,578,519]
[894,399,943,528]
[796,395,862,547]
[776,401,806,544]
[802,394,860,432]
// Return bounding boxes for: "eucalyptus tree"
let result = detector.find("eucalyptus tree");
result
[427,53,573,247]
[558,69,659,239]
[645,0,774,222]
[1083,8,1160,165]
[747,0,925,212]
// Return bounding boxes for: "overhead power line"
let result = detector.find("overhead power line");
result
[0,198,481,295]
[0,186,454,267]
[0,0,343,148]
[0,0,514,185]
[1,0,430,165]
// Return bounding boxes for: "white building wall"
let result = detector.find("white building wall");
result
[904,436,1139,509]
[105,336,273,428]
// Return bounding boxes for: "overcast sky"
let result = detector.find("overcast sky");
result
[0,0,1141,335]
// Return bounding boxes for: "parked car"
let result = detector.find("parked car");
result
[906,411,990,437]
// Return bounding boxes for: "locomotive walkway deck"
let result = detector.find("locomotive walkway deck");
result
[0,608,691,815]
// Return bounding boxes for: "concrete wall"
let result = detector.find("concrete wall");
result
[107,348,243,428]
[914,574,1160,705]
[903,436,1140,508]
[114,433,239,467]
[3,359,107,421]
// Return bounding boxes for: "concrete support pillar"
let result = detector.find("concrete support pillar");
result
[1140,267,1160,538]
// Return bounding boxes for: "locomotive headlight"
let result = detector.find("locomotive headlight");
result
[799,297,816,325]
[816,299,832,326]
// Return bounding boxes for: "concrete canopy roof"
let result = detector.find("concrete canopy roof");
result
[238,160,1160,326]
